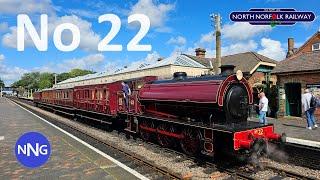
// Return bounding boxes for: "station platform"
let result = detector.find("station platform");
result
[0,97,146,179]
[249,116,320,148]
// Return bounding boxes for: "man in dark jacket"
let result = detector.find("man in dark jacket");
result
[121,81,131,110]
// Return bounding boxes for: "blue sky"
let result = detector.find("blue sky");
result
[0,0,319,85]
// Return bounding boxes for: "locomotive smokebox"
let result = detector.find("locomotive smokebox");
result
[219,65,235,76]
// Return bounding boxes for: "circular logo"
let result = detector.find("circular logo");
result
[15,132,51,168]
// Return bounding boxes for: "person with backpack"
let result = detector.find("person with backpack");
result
[302,89,318,130]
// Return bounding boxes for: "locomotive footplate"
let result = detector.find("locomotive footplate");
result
[137,113,271,133]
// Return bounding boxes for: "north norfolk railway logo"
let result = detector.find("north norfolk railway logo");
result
[230,8,315,27]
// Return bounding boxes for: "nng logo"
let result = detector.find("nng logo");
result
[15,132,51,168]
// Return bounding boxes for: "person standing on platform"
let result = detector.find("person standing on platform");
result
[302,89,318,130]
[258,92,269,125]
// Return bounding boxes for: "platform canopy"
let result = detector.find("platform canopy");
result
[53,54,207,89]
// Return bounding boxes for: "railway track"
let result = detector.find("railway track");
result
[11,97,320,179]
[11,98,180,179]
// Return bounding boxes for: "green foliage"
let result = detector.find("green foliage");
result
[11,69,94,90]
[57,72,70,83]
[68,69,94,78]
[39,73,54,89]
[11,72,40,89]
[0,78,4,88]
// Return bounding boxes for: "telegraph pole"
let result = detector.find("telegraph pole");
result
[54,74,57,85]
[211,13,221,75]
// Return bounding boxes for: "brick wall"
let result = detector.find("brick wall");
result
[296,33,320,54]
[277,72,320,120]
[247,72,277,87]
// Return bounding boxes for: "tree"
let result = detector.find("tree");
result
[11,72,40,89]
[0,78,4,88]
[11,69,95,90]
[39,73,54,89]
[68,69,94,78]
[57,72,70,83]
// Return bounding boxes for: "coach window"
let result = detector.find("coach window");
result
[105,91,109,100]
[86,90,89,99]
[99,90,103,100]
[103,89,107,100]
[91,90,94,100]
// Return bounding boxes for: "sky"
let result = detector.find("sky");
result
[0,0,319,85]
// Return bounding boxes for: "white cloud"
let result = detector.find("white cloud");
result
[129,0,175,31]
[166,36,187,46]
[182,40,258,58]
[222,40,258,56]
[258,38,286,61]
[121,51,161,71]
[199,31,214,45]
[34,54,106,73]
[2,15,100,51]
[143,51,161,63]
[67,9,99,19]
[0,62,29,85]
[0,54,5,61]
[2,26,36,48]
[0,22,9,32]
[0,0,55,15]
[222,22,272,41]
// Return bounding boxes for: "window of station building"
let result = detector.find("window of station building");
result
[312,43,320,51]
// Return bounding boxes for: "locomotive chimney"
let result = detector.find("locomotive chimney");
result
[173,72,187,80]
[286,38,294,58]
[195,48,206,58]
[220,65,235,76]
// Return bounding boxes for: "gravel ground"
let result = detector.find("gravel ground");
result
[260,157,320,179]
[16,100,320,180]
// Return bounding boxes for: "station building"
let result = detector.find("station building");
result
[54,54,210,89]
[273,31,320,119]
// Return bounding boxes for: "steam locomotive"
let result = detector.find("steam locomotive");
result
[33,65,283,160]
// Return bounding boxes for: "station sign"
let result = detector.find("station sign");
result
[230,8,315,26]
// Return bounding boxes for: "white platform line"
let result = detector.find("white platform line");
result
[286,137,320,148]
[10,100,149,180]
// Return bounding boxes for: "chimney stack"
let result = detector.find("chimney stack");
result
[157,57,164,61]
[195,48,206,58]
[287,38,294,58]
